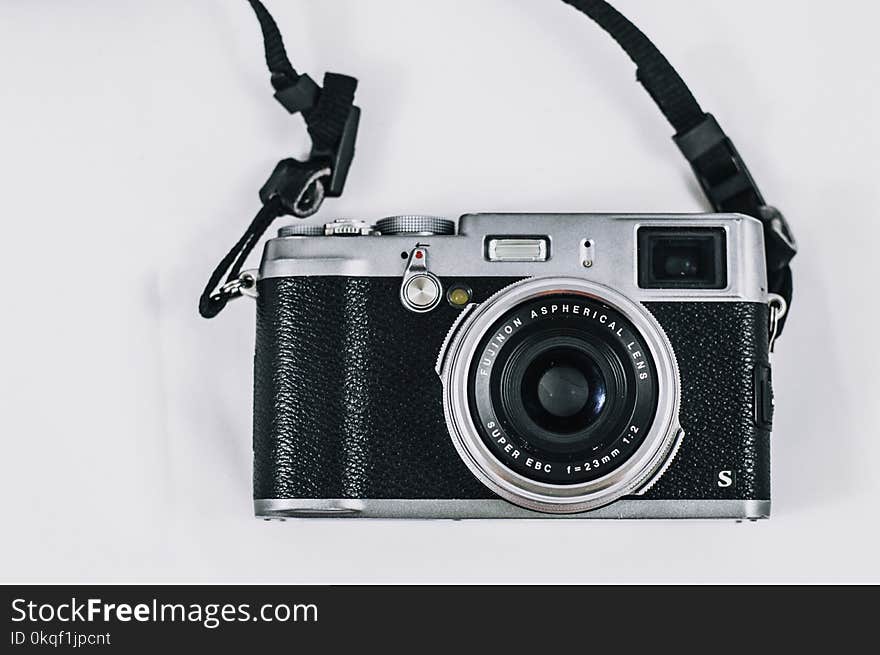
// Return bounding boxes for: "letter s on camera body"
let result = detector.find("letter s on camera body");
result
[200,1,796,520]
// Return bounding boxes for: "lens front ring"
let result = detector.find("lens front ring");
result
[440,277,682,514]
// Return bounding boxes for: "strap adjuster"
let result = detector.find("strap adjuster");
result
[312,104,360,198]
[674,113,764,213]
[270,72,360,205]
[272,72,319,114]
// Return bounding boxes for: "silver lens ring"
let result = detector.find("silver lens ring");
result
[440,277,682,514]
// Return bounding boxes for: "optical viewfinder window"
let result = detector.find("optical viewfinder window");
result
[637,227,727,289]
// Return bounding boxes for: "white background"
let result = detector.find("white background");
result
[1,0,878,584]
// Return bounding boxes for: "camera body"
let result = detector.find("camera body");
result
[252,213,773,520]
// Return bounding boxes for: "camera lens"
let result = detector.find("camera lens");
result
[440,278,682,513]
[464,292,660,484]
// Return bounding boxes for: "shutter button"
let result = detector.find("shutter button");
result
[400,247,442,313]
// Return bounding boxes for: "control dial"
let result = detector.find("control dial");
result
[376,215,455,236]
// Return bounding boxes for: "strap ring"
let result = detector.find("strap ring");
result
[218,270,260,303]
[291,168,330,218]
[768,293,788,352]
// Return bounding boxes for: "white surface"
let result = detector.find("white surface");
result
[1,0,878,584]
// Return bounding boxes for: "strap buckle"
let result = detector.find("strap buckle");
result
[759,205,798,263]
[312,103,360,198]
[270,72,361,211]
[674,113,764,213]
[272,72,319,113]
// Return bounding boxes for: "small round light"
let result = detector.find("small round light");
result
[447,285,472,308]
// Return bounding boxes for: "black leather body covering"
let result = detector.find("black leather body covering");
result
[253,277,770,501]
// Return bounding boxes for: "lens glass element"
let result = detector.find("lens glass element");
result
[522,347,606,429]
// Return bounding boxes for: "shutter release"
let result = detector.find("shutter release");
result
[400,247,442,313]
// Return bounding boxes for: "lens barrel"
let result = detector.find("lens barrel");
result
[439,277,682,513]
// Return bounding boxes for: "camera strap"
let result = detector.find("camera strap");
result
[200,0,795,338]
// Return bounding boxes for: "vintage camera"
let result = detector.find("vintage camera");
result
[250,212,775,520]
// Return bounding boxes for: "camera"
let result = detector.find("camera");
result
[199,1,796,519]
[250,212,775,520]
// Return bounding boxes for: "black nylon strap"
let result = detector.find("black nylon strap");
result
[246,0,360,197]
[199,198,282,320]
[246,0,298,84]
[203,0,794,335]
[199,1,360,319]
[198,161,329,319]
[562,0,705,134]
[562,0,795,334]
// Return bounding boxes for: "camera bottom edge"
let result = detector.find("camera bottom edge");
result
[254,498,769,520]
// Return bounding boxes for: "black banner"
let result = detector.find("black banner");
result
[2,586,876,650]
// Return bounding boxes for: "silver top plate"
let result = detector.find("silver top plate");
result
[260,213,768,303]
